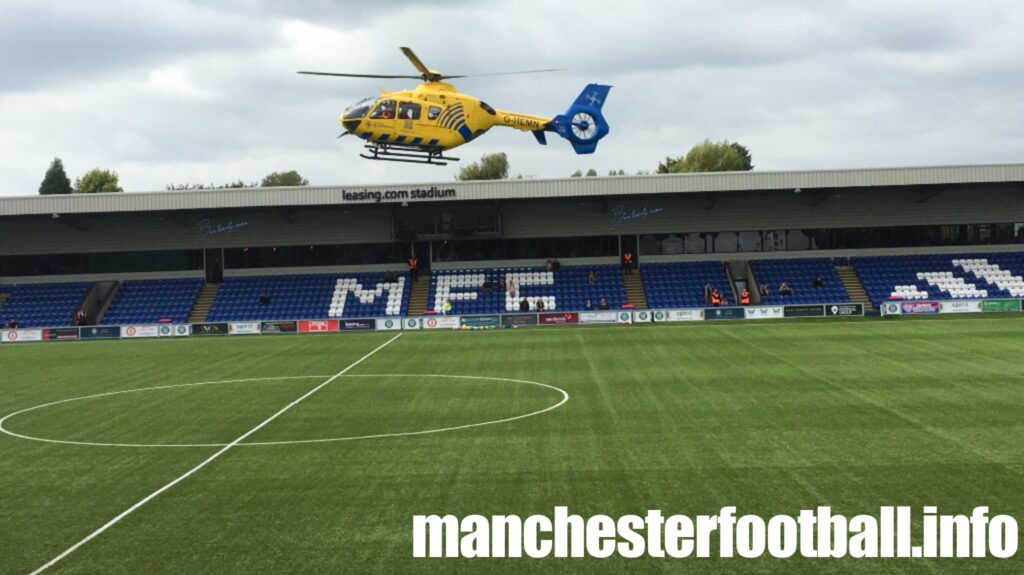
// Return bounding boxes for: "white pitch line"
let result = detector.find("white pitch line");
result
[28,332,403,575]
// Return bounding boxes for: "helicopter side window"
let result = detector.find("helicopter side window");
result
[427,106,442,120]
[369,100,397,120]
[398,102,421,120]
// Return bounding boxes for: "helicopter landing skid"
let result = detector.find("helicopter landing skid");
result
[360,144,459,166]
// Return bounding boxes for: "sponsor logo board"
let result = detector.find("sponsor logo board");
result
[744,306,785,320]
[632,310,652,323]
[824,303,865,317]
[939,300,982,314]
[260,321,297,334]
[881,302,902,316]
[192,322,229,336]
[578,311,619,325]
[2,329,44,343]
[229,322,261,335]
[338,319,376,331]
[652,309,704,322]
[460,315,501,328]
[981,299,1020,313]
[539,312,579,325]
[299,320,340,333]
[704,307,746,320]
[44,328,80,341]
[422,316,461,330]
[122,325,161,339]
[900,301,941,315]
[403,318,422,330]
[79,326,122,340]
[783,305,825,318]
[501,314,537,327]
[376,318,402,331]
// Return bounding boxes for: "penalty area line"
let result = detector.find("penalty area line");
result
[28,332,403,575]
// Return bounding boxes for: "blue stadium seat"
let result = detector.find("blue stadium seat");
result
[641,261,733,308]
[206,272,409,322]
[750,258,849,305]
[101,278,204,325]
[0,282,90,328]
[428,264,626,314]
[853,252,1024,308]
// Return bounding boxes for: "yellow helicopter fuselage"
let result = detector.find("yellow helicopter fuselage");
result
[340,81,551,151]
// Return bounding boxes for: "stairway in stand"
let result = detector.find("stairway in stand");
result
[623,270,648,309]
[188,282,220,323]
[406,273,431,316]
[835,265,875,313]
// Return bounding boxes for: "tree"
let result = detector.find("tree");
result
[75,168,123,194]
[657,139,754,173]
[260,170,309,187]
[38,158,73,195]
[608,169,626,176]
[570,170,583,178]
[456,152,508,181]
[730,142,754,170]
[585,169,598,177]
[166,180,256,191]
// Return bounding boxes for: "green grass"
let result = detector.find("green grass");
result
[1,318,1022,573]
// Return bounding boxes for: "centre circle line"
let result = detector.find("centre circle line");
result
[24,332,405,575]
[0,374,569,448]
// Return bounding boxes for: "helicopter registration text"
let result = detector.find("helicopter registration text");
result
[502,115,542,130]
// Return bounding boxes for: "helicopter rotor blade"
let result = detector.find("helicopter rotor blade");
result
[400,47,434,78]
[440,68,564,80]
[297,71,423,79]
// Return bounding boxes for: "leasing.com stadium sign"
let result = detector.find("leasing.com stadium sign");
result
[341,187,457,204]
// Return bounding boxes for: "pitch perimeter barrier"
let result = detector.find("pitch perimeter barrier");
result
[0,299,1018,345]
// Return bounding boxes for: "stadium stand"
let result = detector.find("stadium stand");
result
[750,258,850,305]
[101,278,204,325]
[853,253,1024,308]
[428,265,625,314]
[207,273,409,322]
[641,261,732,309]
[0,282,90,328]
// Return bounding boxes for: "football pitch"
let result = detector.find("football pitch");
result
[1,317,1022,573]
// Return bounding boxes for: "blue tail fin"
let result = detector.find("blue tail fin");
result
[550,83,612,154]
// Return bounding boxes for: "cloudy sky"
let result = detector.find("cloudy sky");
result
[1,0,1022,196]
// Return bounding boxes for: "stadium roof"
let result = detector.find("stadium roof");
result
[2,163,1023,217]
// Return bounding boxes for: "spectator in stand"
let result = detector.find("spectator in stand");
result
[258,292,271,306]
[508,278,518,299]
[587,270,596,285]
[621,250,635,275]
[598,297,610,310]
[710,288,722,306]
[760,283,770,298]
[813,274,823,289]
[74,308,87,326]
[584,299,593,310]
[536,298,545,312]
[740,289,751,306]
[779,282,793,296]
[483,277,493,295]
[383,269,397,283]
[551,258,561,272]
[545,258,554,272]
[407,255,419,280]
[519,296,529,312]
[442,298,452,316]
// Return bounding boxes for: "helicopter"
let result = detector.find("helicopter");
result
[299,47,611,165]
